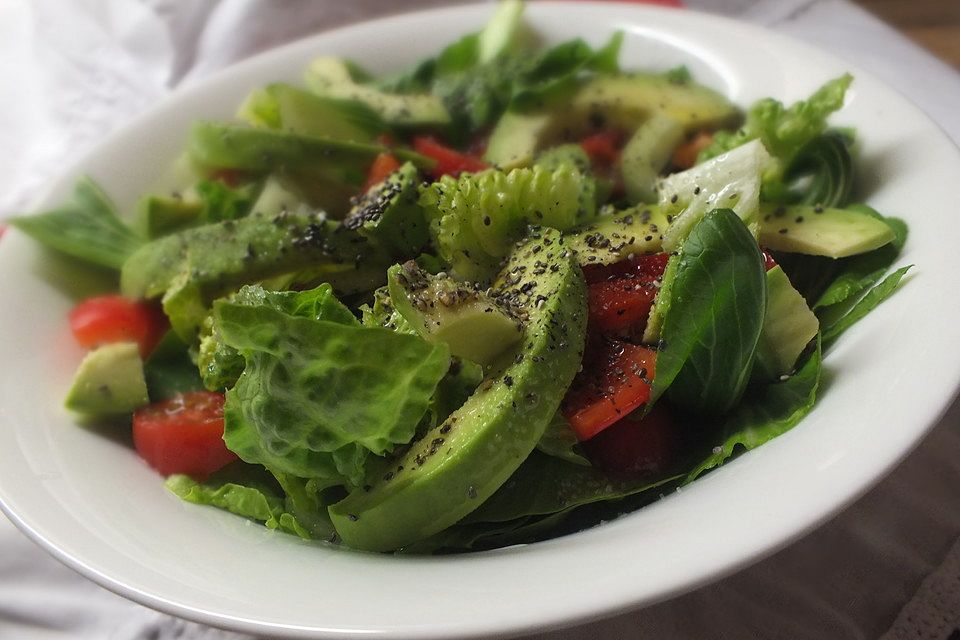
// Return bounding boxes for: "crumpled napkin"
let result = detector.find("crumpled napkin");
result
[1,1,958,639]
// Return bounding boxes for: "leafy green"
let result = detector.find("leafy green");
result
[766,131,855,207]
[166,464,320,539]
[685,335,822,482]
[814,207,907,310]
[536,413,590,466]
[820,265,911,343]
[194,179,259,223]
[342,162,429,259]
[652,209,768,416]
[143,331,204,401]
[217,296,449,487]
[199,283,359,391]
[700,75,851,166]
[10,177,143,270]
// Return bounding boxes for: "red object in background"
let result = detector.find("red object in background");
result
[133,391,236,480]
[671,130,714,169]
[580,131,623,170]
[363,152,402,191]
[563,339,658,441]
[581,402,678,475]
[413,136,489,179]
[209,168,248,187]
[762,248,778,271]
[69,295,168,358]
[0,224,7,240]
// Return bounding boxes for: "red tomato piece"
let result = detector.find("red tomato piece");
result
[581,252,671,285]
[209,168,248,187]
[580,131,623,169]
[671,131,714,169]
[132,391,236,480]
[581,403,679,475]
[69,295,168,358]
[587,279,657,334]
[363,152,401,191]
[761,248,778,271]
[562,340,657,441]
[412,136,489,179]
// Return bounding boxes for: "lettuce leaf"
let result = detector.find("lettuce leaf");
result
[820,265,912,344]
[217,293,449,487]
[536,413,590,466]
[684,335,822,482]
[10,177,143,270]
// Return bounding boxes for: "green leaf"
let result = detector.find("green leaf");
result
[536,412,591,466]
[199,283,359,392]
[820,265,912,343]
[653,209,768,415]
[684,335,822,482]
[699,74,853,170]
[143,331,204,401]
[195,179,259,224]
[10,177,143,270]
[218,301,449,487]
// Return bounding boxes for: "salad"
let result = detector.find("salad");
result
[12,0,910,553]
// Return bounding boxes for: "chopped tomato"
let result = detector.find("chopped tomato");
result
[363,152,401,191]
[671,131,714,169]
[761,248,778,271]
[581,403,678,475]
[0,224,6,240]
[413,136,489,179]
[209,168,248,187]
[376,132,397,147]
[132,391,236,480]
[562,339,657,441]
[588,279,657,334]
[580,131,622,169]
[581,252,671,285]
[69,295,168,358]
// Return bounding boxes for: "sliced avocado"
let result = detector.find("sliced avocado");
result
[621,113,685,203]
[120,211,391,302]
[65,342,149,416]
[136,195,204,239]
[485,73,737,169]
[387,261,523,366]
[305,57,450,127]
[343,162,428,258]
[329,228,588,551]
[752,266,819,381]
[237,83,385,142]
[759,203,895,258]
[565,206,669,266]
[642,253,679,344]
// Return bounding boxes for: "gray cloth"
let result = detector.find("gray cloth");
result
[1,1,958,638]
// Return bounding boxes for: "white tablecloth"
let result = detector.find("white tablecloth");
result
[1,1,958,638]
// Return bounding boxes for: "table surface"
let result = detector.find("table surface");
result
[854,0,960,69]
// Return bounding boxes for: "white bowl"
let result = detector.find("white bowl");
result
[2,3,959,638]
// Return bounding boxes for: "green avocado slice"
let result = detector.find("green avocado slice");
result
[328,228,588,551]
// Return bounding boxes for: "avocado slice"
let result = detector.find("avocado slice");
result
[329,228,588,551]
[485,73,738,169]
[343,162,429,258]
[120,211,391,302]
[65,342,149,416]
[759,203,895,258]
[387,261,523,366]
[305,57,450,127]
[565,206,670,266]
[752,266,819,381]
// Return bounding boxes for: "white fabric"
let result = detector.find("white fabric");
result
[1,1,958,638]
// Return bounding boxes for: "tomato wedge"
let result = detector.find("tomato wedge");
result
[69,295,168,358]
[581,403,678,475]
[132,391,236,480]
[363,152,401,191]
[671,131,714,169]
[413,136,489,179]
[562,339,658,441]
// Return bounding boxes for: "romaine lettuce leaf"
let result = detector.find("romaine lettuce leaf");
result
[217,296,449,487]
[699,74,852,170]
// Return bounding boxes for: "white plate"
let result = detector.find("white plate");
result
[2,3,959,638]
